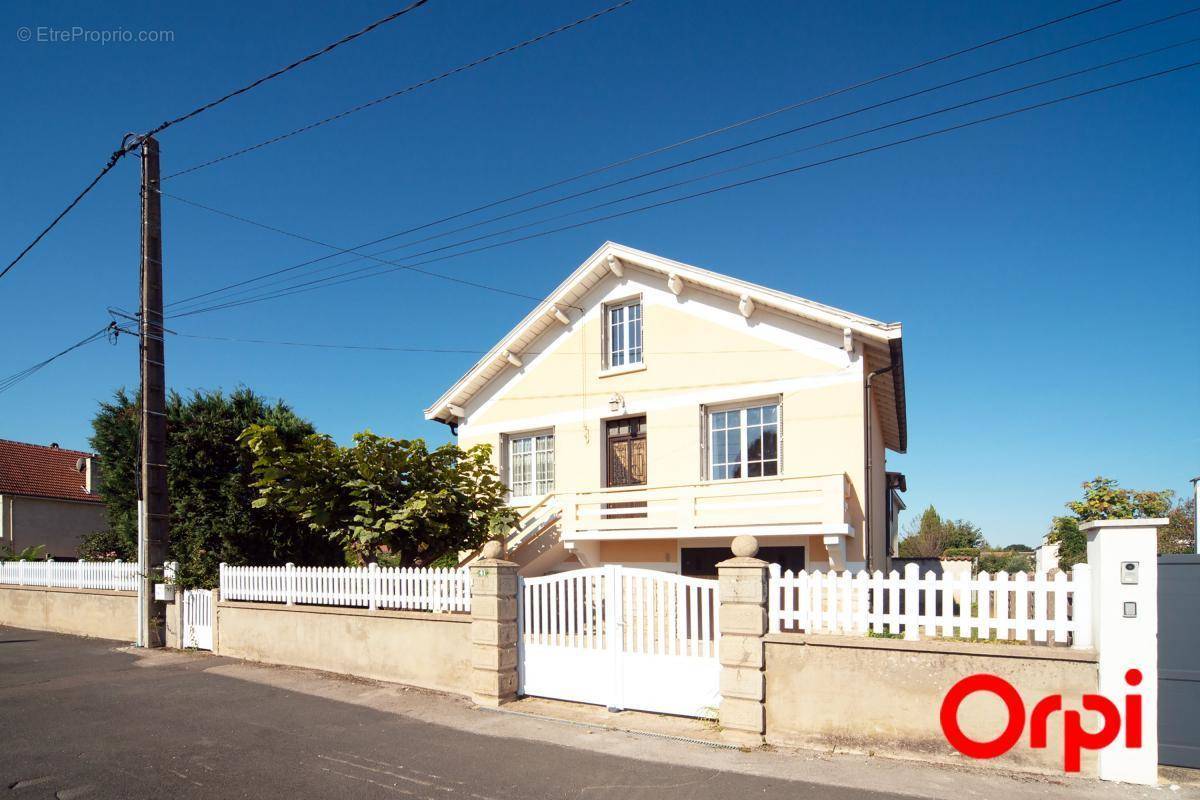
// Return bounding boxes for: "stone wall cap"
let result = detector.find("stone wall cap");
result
[1079,518,1169,531]
[764,631,1099,662]
[472,558,519,568]
[716,556,769,568]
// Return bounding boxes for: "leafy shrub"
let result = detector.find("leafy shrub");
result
[78,529,128,561]
[977,551,1033,574]
[0,543,46,561]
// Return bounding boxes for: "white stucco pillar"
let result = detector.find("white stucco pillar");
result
[1081,518,1168,785]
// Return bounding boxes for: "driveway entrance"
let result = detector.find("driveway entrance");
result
[517,564,720,718]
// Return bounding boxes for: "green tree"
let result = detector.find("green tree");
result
[943,519,986,550]
[1047,516,1085,571]
[86,388,341,587]
[1159,496,1196,555]
[1065,476,1172,522]
[896,506,947,558]
[1048,477,1175,569]
[896,505,986,558]
[240,426,516,566]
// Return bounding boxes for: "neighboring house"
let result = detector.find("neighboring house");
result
[427,243,907,576]
[0,439,105,559]
[1035,535,1060,574]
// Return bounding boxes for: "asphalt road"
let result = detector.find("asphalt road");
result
[0,628,920,800]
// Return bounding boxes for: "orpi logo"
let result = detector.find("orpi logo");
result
[939,670,1143,772]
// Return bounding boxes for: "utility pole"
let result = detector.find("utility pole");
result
[137,135,168,647]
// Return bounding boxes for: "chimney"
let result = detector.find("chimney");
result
[76,456,100,495]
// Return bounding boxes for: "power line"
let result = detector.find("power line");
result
[0,324,116,395]
[0,1,433,282]
[159,0,1132,312]
[152,328,806,355]
[156,192,578,308]
[164,42,1200,316]
[167,59,1200,319]
[142,0,431,141]
[0,152,128,283]
[158,17,1200,314]
[164,0,636,180]
[274,7,1200,259]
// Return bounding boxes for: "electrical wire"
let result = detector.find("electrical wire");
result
[167,59,1199,319]
[164,0,636,180]
[155,193,570,308]
[159,22,1200,314]
[0,324,116,395]
[164,48,1200,318]
[158,0,1133,312]
[0,1,433,282]
[149,328,814,355]
[143,0,432,141]
[217,7,1200,259]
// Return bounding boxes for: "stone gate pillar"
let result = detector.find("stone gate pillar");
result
[716,535,769,746]
[470,541,519,707]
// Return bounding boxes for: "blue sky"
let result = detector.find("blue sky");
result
[2,0,1197,546]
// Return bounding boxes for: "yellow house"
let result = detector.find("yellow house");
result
[426,243,907,577]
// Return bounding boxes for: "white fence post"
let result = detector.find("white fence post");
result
[1081,518,1167,785]
[285,562,295,606]
[901,563,919,641]
[368,562,379,611]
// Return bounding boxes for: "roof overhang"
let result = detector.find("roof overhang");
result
[425,242,907,451]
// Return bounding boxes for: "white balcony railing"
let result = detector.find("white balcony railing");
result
[558,473,849,540]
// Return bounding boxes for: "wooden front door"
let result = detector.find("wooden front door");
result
[605,417,646,519]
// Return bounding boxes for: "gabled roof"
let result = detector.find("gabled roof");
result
[0,439,101,503]
[426,242,907,452]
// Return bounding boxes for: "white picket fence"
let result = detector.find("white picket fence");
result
[0,560,139,592]
[769,563,1092,648]
[219,563,471,613]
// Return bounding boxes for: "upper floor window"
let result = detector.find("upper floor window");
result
[509,432,554,498]
[607,299,643,368]
[709,402,779,480]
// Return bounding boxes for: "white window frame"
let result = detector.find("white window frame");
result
[604,297,643,370]
[704,398,781,481]
[505,430,555,501]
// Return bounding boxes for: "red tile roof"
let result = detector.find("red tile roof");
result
[0,439,102,503]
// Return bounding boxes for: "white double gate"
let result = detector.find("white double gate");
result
[181,589,214,650]
[518,565,720,718]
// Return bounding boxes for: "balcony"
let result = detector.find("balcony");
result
[558,473,851,545]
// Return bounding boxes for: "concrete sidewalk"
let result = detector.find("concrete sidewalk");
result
[0,627,1191,800]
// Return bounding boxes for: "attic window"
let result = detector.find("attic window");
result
[606,299,642,368]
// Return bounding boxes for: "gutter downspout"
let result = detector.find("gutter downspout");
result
[864,365,893,573]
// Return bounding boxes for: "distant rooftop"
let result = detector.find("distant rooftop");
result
[0,439,101,503]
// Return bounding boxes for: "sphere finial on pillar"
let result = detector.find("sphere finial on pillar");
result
[731,535,759,558]
[480,540,503,560]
